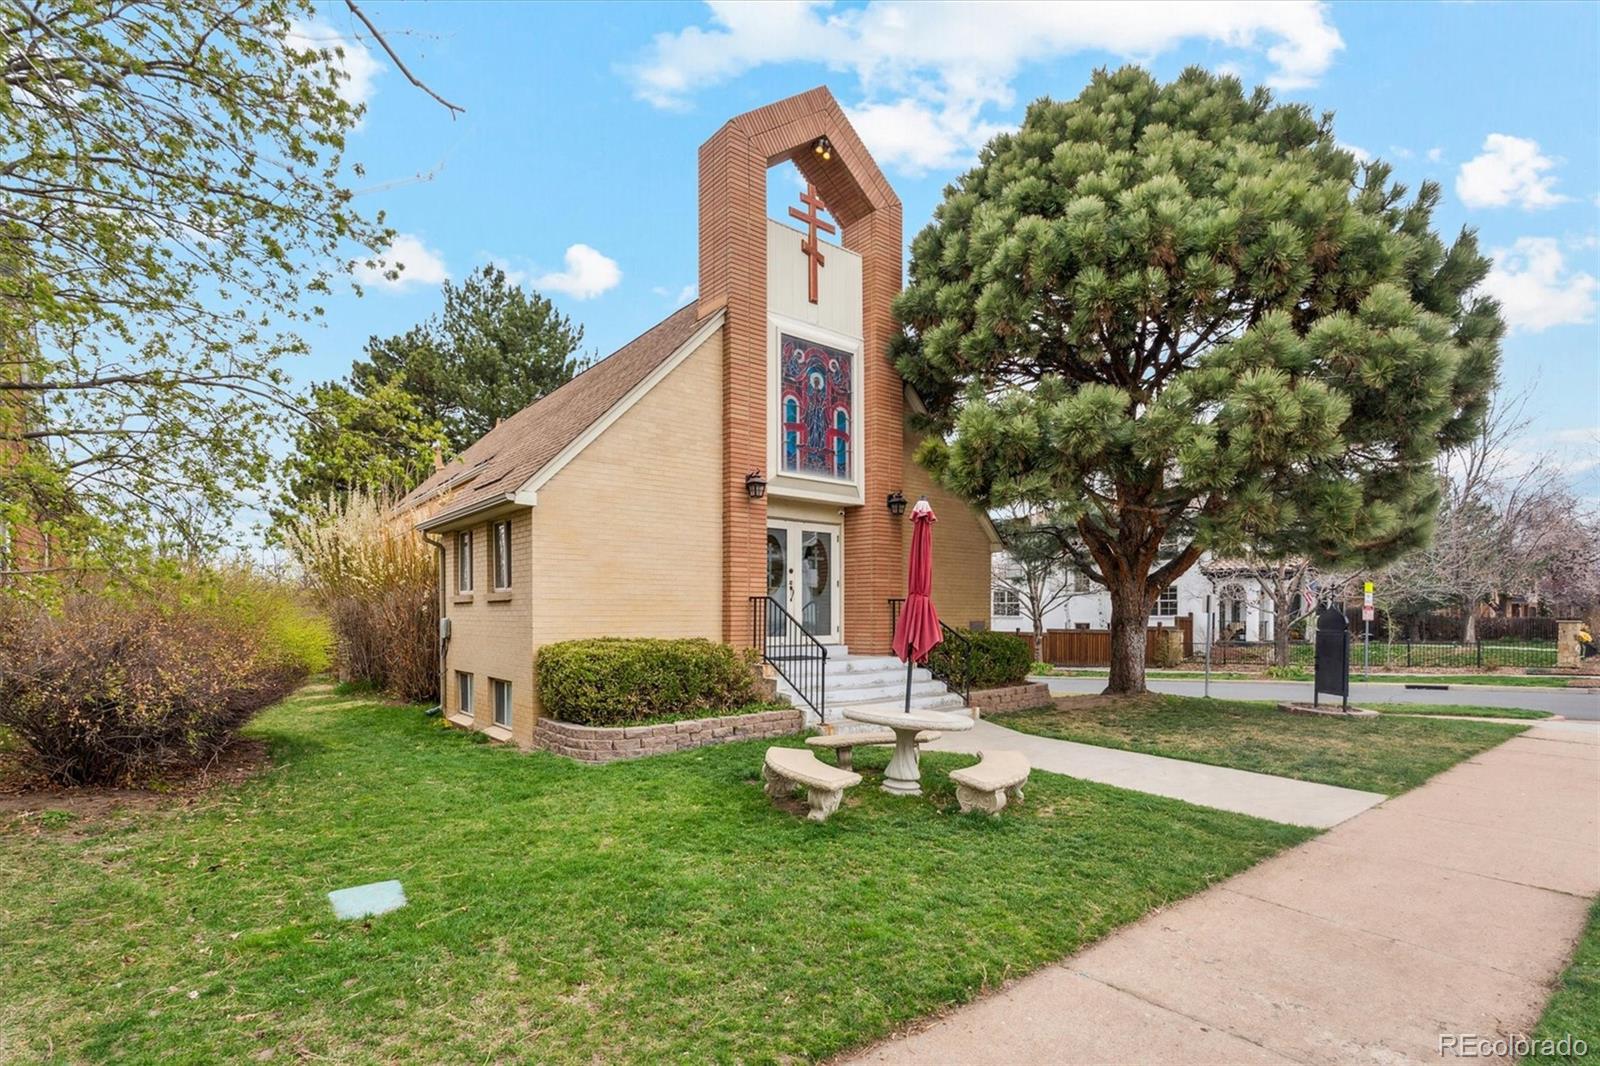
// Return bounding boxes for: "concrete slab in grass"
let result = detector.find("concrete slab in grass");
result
[328,880,406,920]
[923,717,1386,828]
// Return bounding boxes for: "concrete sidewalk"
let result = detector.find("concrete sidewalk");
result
[847,725,1600,1065]
[923,717,1386,828]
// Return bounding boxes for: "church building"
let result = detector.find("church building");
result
[397,87,999,745]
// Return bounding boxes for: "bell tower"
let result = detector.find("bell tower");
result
[697,87,904,653]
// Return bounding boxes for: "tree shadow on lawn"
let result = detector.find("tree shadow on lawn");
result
[1,686,1317,1064]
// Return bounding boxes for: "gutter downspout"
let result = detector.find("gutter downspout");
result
[422,531,449,713]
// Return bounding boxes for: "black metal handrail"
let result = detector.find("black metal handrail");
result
[937,621,975,705]
[750,595,828,722]
[887,597,974,706]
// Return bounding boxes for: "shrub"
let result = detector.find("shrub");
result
[538,638,761,727]
[0,587,309,787]
[926,630,1033,689]
[284,490,437,702]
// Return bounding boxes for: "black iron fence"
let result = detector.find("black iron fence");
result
[750,595,827,721]
[1338,608,1559,644]
[1206,636,1558,670]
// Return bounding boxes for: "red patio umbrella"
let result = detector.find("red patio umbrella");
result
[892,497,943,713]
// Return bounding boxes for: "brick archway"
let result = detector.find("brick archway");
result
[698,86,904,652]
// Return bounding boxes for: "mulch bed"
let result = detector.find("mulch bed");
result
[0,737,272,820]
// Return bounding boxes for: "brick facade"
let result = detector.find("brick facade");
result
[532,707,803,764]
[699,87,904,653]
[968,683,1055,717]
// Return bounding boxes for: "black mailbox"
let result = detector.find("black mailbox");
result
[1313,605,1350,708]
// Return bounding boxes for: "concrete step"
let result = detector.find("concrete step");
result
[827,679,950,703]
[828,691,968,712]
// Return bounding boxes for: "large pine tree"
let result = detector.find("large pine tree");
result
[893,67,1503,693]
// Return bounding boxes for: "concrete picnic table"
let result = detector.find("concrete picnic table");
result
[840,704,974,796]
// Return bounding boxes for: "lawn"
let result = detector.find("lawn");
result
[998,696,1526,795]
[1526,898,1600,1066]
[0,684,1315,1064]
[1368,702,1553,720]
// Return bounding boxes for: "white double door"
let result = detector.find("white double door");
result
[765,520,843,644]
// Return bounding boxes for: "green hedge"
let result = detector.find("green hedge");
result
[926,630,1033,690]
[537,638,762,727]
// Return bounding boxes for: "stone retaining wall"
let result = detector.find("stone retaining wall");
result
[968,682,1054,716]
[532,707,803,764]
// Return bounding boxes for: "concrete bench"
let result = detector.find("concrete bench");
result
[763,747,862,823]
[805,729,943,770]
[949,750,1030,815]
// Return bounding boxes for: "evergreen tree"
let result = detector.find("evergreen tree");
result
[351,264,589,452]
[893,67,1503,693]
[275,380,447,532]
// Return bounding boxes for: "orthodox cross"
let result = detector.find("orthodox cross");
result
[787,183,836,304]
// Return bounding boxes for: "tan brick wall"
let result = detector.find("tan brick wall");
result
[531,707,802,763]
[903,431,998,634]
[525,329,725,716]
[440,509,535,743]
[970,683,1054,716]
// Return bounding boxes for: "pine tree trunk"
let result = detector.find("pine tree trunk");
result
[1105,580,1150,694]
[1032,616,1046,663]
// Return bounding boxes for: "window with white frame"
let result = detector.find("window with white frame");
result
[456,671,474,718]
[492,520,512,590]
[491,678,512,728]
[1153,586,1179,617]
[456,530,474,593]
[992,586,1022,617]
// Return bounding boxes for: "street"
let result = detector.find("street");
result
[1037,676,1600,721]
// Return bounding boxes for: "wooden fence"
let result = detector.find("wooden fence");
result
[1016,616,1193,666]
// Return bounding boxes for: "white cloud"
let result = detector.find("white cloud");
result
[629,1,1343,173]
[534,244,622,300]
[1340,142,1372,164]
[676,282,699,303]
[1426,147,1445,163]
[354,233,449,290]
[1481,237,1597,333]
[286,18,383,110]
[1456,134,1570,210]
[846,97,1007,175]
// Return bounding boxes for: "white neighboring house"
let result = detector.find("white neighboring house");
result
[990,551,1275,642]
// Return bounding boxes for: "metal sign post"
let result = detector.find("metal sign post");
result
[1203,594,1212,699]
[1361,581,1375,681]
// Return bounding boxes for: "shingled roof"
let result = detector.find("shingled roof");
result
[399,302,719,526]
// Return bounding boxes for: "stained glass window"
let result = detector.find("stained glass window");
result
[779,333,852,479]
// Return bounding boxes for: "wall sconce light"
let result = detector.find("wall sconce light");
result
[886,490,907,517]
[744,470,768,499]
[812,135,833,162]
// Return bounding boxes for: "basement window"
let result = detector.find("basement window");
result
[492,678,512,729]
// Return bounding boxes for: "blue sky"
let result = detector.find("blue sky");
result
[296,0,1599,493]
